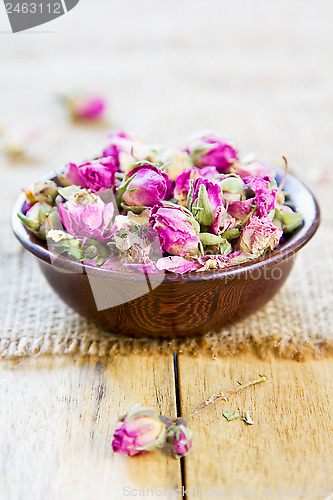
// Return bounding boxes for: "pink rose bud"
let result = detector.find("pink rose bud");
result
[156,256,202,274]
[231,158,275,181]
[18,202,58,240]
[63,156,118,194]
[174,166,219,205]
[185,133,239,173]
[188,177,224,227]
[227,198,254,221]
[112,405,166,457]
[58,190,114,242]
[118,163,169,208]
[102,131,146,172]
[168,422,193,459]
[244,177,278,217]
[65,93,106,120]
[240,216,283,256]
[149,204,200,258]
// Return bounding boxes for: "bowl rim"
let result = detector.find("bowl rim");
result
[11,168,320,283]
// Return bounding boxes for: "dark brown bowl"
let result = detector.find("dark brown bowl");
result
[12,169,320,339]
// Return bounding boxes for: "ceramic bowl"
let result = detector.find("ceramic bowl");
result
[12,169,320,338]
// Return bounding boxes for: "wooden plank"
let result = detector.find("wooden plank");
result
[0,355,181,500]
[178,352,333,499]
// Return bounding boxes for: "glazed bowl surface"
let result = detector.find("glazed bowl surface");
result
[12,169,320,338]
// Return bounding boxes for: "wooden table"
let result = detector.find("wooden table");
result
[1,352,333,499]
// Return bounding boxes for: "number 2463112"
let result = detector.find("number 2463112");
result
[5,3,62,14]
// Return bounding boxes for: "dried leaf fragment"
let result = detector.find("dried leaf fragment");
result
[223,410,240,421]
[242,412,254,425]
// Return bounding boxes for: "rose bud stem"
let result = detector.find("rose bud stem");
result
[277,156,289,195]
[188,375,267,417]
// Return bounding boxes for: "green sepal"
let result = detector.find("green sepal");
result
[187,179,194,211]
[281,211,303,232]
[17,212,39,233]
[191,184,214,226]
[117,173,137,198]
[189,141,217,160]
[120,202,149,214]
[58,185,82,201]
[272,217,283,229]
[219,176,244,193]
[239,204,258,228]
[200,233,227,246]
[82,239,109,266]
[219,239,233,255]
[221,227,241,241]
[18,202,57,239]
[38,202,55,221]
[50,238,83,261]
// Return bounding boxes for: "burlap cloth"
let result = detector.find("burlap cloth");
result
[1,0,333,359]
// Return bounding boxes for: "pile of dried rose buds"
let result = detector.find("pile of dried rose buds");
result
[112,405,193,459]
[18,131,303,274]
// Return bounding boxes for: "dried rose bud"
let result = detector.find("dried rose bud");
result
[174,166,219,205]
[46,230,83,261]
[102,131,147,172]
[118,163,169,208]
[58,191,114,242]
[227,198,254,221]
[165,419,193,459]
[1,127,40,159]
[219,175,245,194]
[274,205,303,233]
[149,204,200,258]
[240,216,283,256]
[156,256,202,274]
[81,238,110,266]
[18,202,58,239]
[25,180,58,205]
[185,132,239,173]
[112,405,166,457]
[63,156,118,194]
[112,215,142,252]
[211,209,236,236]
[244,177,277,217]
[231,158,275,181]
[188,178,224,227]
[64,93,106,120]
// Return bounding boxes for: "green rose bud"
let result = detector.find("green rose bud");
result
[25,180,59,205]
[18,202,58,239]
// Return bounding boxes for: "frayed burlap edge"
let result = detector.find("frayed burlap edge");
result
[1,329,333,361]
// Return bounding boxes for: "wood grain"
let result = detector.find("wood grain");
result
[1,353,333,499]
[0,355,181,500]
[178,353,333,499]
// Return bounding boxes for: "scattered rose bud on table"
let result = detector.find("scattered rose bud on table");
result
[61,92,106,121]
[0,126,40,160]
[112,376,266,460]
[112,405,167,457]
